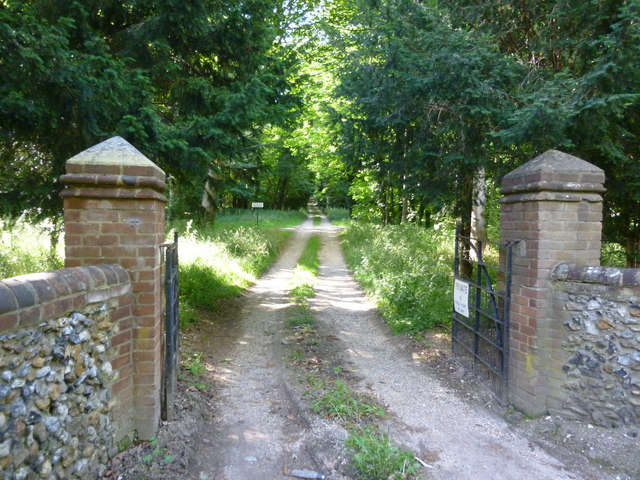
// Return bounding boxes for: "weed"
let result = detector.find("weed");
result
[313,215,322,226]
[286,308,315,328]
[288,235,320,310]
[346,426,423,480]
[299,373,325,389]
[179,299,199,329]
[182,352,206,376]
[290,283,315,305]
[601,242,627,267]
[290,350,305,363]
[299,324,315,335]
[310,380,385,423]
[142,438,174,465]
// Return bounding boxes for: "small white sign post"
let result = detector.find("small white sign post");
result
[453,279,470,318]
[252,202,264,226]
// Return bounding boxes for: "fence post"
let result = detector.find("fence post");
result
[499,150,605,415]
[60,137,168,439]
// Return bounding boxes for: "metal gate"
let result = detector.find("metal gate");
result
[161,232,179,420]
[452,226,512,401]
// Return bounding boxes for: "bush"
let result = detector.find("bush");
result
[340,221,455,333]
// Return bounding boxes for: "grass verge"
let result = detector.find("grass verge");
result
[172,209,307,328]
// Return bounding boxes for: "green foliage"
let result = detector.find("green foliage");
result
[346,427,423,480]
[0,219,63,278]
[182,352,206,377]
[0,0,313,220]
[327,0,522,226]
[310,380,385,423]
[441,0,640,265]
[286,308,315,328]
[141,438,174,465]
[341,221,454,333]
[290,283,316,306]
[601,242,628,268]
[326,208,351,224]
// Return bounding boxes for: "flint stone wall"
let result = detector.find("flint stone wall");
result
[0,265,133,479]
[551,264,640,426]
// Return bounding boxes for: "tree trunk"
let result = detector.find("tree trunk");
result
[423,208,432,228]
[625,235,639,268]
[458,175,475,278]
[471,166,488,258]
[201,174,218,225]
[388,183,396,224]
[401,174,408,224]
[383,177,390,226]
[276,177,288,209]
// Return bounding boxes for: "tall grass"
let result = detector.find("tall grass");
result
[173,209,307,327]
[340,221,455,333]
[0,219,63,279]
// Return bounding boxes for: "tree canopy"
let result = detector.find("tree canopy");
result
[0,0,316,220]
[1,0,639,264]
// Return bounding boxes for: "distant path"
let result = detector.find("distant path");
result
[186,216,611,480]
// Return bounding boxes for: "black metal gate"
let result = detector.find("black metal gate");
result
[161,232,179,421]
[452,226,512,401]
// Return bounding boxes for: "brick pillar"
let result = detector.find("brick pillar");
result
[500,150,605,415]
[60,137,167,439]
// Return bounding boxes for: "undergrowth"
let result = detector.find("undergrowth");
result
[340,221,455,333]
[326,207,350,225]
[0,219,63,278]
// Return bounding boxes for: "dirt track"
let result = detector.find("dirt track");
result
[105,216,638,480]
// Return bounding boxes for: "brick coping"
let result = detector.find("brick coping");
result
[0,265,131,331]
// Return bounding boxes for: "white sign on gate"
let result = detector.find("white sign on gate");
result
[453,279,470,318]
[251,202,264,208]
